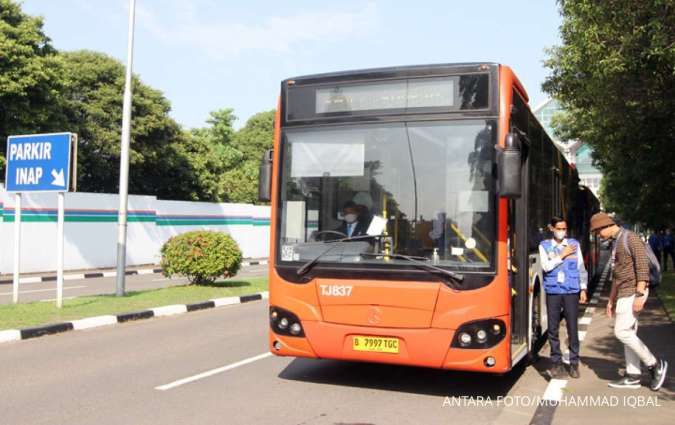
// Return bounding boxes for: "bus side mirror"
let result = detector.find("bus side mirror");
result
[258,149,273,202]
[497,133,522,198]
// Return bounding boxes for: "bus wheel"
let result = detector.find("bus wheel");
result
[527,284,543,365]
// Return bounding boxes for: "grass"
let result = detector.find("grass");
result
[0,277,268,330]
[659,271,675,320]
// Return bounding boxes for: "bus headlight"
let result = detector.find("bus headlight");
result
[290,323,302,335]
[269,306,305,337]
[451,319,506,349]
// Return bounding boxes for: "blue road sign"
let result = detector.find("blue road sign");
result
[5,132,73,193]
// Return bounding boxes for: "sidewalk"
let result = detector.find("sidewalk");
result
[552,285,675,424]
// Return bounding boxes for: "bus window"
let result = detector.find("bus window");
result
[278,120,497,271]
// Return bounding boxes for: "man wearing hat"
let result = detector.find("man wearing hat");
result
[590,212,668,391]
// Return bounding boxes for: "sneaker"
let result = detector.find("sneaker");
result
[549,362,566,379]
[608,375,641,389]
[649,358,668,391]
[569,364,580,379]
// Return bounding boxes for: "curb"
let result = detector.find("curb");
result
[0,291,268,345]
[0,259,268,285]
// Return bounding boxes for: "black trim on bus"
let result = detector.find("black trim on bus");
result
[281,111,498,128]
[274,263,495,290]
[281,63,500,127]
[285,62,498,86]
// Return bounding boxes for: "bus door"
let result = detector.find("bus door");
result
[508,144,530,365]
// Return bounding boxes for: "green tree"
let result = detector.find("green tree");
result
[58,50,198,198]
[233,110,275,160]
[543,0,675,227]
[0,0,64,169]
[182,109,245,201]
[228,110,275,203]
[183,108,275,204]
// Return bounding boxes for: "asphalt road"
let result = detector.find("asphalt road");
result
[1,252,672,425]
[0,299,552,425]
[0,264,268,304]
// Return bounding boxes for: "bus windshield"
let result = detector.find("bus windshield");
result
[277,119,497,271]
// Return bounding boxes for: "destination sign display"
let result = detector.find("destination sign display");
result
[285,73,490,121]
[315,77,455,113]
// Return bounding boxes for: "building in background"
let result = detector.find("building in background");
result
[533,98,603,199]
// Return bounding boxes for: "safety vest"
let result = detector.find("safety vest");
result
[540,238,581,294]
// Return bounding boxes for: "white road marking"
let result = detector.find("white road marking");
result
[40,296,76,302]
[578,330,587,341]
[542,379,568,401]
[102,271,117,278]
[0,285,86,296]
[64,274,86,281]
[155,352,273,391]
[579,317,592,325]
[137,269,154,275]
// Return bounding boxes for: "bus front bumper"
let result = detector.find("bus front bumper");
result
[269,320,512,373]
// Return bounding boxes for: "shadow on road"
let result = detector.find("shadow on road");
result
[200,280,252,288]
[278,357,527,398]
[576,291,675,400]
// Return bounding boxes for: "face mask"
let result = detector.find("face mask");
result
[344,214,358,224]
[554,230,566,241]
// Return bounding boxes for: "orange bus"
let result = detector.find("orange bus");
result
[259,63,599,373]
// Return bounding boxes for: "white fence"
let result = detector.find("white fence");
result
[0,188,270,274]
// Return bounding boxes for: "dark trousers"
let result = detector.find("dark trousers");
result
[546,292,580,365]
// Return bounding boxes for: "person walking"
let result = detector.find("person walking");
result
[662,229,674,272]
[590,212,668,391]
[648,231,663,268]
[539,216,588,379]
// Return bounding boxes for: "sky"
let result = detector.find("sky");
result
[21,0,563,129]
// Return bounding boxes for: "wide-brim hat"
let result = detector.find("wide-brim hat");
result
[590,212,615,232]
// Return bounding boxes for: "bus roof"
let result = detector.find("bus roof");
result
[284,62,529,103]
[285,62,497,83]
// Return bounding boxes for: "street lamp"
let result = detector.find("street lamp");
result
[115,0,136,296]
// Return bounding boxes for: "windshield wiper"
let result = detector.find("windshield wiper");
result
[296,234,382,276]
[360,252,464,288]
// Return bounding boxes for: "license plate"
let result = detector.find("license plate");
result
[352,335,399,353]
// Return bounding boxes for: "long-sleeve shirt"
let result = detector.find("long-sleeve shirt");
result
[538,238,588,290]
[612,229,650,299]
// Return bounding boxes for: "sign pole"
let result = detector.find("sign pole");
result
[56,192,65,308]
[115,0,136,297]
[12,193,21,304]
[5,132,74,306]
